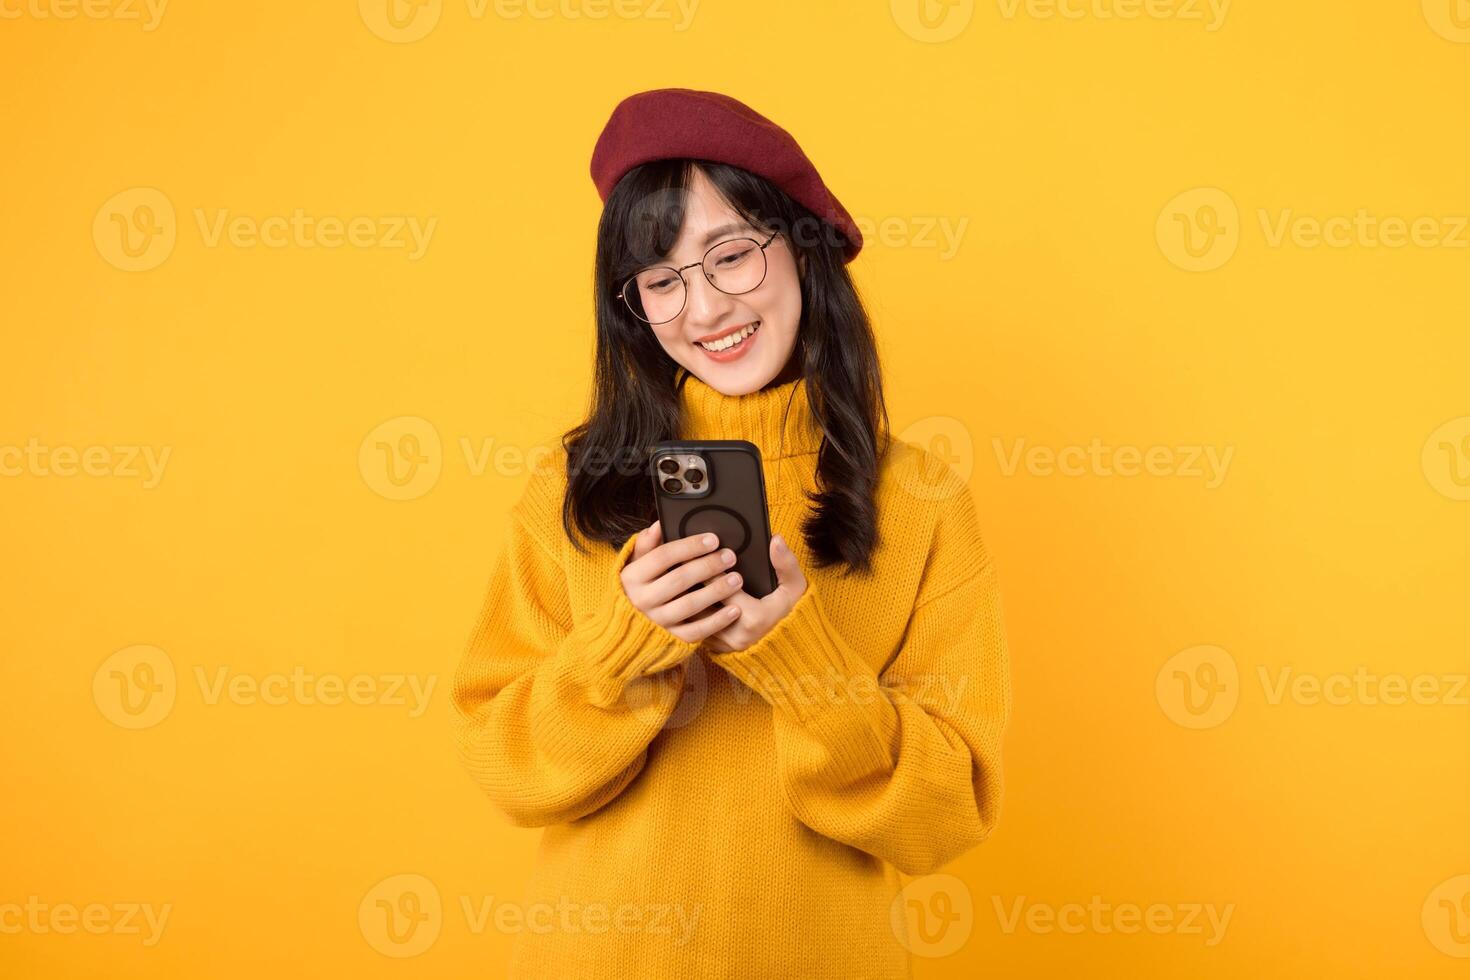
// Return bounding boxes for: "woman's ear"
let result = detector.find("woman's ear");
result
[797,252,807,279]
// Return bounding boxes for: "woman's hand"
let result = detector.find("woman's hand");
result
[702,534,808,655]
[620,521,745,645]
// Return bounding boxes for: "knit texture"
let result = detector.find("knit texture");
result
[450,371,1011,979]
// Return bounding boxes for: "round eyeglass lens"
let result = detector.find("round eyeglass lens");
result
[622,238,770,324]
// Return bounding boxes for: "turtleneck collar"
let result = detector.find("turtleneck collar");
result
[676,368,823,461]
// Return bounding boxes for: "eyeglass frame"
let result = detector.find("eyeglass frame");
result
[618,229,782,325]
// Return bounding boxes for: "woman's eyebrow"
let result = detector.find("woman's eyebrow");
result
[632,222,757,271]
[699,221,755,247]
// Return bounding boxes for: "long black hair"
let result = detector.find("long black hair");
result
[560,158,889,574]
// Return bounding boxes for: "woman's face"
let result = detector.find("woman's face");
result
[636,167,803,395]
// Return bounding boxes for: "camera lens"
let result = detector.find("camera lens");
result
[658,457,680,475]
[684,468,703,484]
[661,478,682,493]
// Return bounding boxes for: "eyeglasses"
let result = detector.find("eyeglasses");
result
[619,230,780,325]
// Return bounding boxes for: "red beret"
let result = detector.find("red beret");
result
[590,88,863,263]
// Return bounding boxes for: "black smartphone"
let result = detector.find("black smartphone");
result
[649,439,778,599]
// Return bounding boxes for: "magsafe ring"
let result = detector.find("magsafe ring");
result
[678,505,751,555]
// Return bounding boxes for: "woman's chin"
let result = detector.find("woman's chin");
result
[694,356,784,394]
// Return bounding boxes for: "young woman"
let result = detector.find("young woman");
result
[451,88,1011,979]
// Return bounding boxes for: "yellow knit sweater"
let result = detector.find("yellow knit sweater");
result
[450,371,1011,979]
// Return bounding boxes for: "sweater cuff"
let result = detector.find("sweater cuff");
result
[708,583,900,751]
[572,530,704,708]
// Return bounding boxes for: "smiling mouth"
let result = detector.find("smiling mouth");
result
[696,321,760,353]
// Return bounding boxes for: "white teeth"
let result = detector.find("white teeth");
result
[698,322,759,352]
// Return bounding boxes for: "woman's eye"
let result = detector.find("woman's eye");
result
[715,248,752,267]
[642,276,677,292]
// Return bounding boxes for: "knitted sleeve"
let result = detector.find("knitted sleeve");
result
[707,471,1011,876]
[450,469,702,828]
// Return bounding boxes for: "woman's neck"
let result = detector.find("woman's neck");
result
[761,350,803,391]
[676,365,822,461]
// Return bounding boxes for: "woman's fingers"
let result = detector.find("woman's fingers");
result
[666,598,742,644]
[629,520,662,562]
[701,536,809,651]
[623,531,721,586]
[621,530,803,647]
[769,534,807,602]
[642,547,738,607]
[650,568,745,627]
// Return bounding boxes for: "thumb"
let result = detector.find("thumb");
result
[770,534,806,597]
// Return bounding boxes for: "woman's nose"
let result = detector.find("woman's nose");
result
[681,268,735,326]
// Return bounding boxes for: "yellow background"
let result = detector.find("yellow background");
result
[3,0,1470,976]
